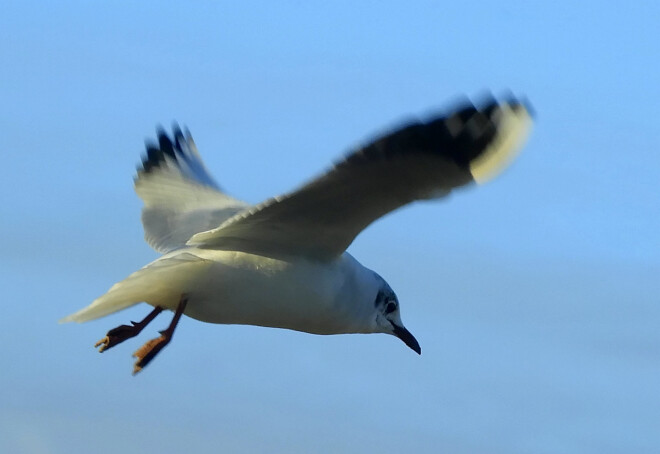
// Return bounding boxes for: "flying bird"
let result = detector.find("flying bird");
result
[61,95,533,374]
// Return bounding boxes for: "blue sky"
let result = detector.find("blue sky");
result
[1,1,659,453]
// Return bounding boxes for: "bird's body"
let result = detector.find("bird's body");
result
[62,95,533,374]
[169,249,381,335]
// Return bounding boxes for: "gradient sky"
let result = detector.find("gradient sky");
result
[2,1,659,453]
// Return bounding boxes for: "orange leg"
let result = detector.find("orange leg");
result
[95,306,163,353]
[132,295,188,375]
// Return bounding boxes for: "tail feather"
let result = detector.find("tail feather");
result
[60,253,212,323]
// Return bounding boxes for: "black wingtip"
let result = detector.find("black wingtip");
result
[138,124,185,174]
[172,123,185,147]
[345,93,531,173]
[474,91,499,117]
[157,127,176,159]
[140,143,162,173]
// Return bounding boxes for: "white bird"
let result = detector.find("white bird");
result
[61,95,533,374]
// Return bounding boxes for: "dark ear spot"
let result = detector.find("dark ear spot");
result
[374,290,385,307]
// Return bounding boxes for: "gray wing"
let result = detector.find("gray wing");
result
[135,126,249,253]
[187,96,533,260]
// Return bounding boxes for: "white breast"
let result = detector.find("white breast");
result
[180,249,380,335]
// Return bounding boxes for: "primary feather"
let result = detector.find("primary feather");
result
[135,126,248,253]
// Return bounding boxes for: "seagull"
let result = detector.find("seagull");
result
[61,95,533,374]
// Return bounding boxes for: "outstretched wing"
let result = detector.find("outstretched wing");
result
[135,126,249,253]
[188,96,533,260]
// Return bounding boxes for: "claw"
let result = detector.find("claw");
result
[94,336,111,352]
[94,324,141,353]
[93,298,186,375]
[132,335,170,375]
[93,306,164,353]
[129,295,188,375]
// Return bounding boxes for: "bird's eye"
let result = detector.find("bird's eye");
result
[385,301,397,314]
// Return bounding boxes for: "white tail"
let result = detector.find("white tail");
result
[60,253,212,323]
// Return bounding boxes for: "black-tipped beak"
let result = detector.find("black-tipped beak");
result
[392,324,421,355]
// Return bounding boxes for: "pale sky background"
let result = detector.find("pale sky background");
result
[1,1,659,453]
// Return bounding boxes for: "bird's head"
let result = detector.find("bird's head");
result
[372,280,421,355]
